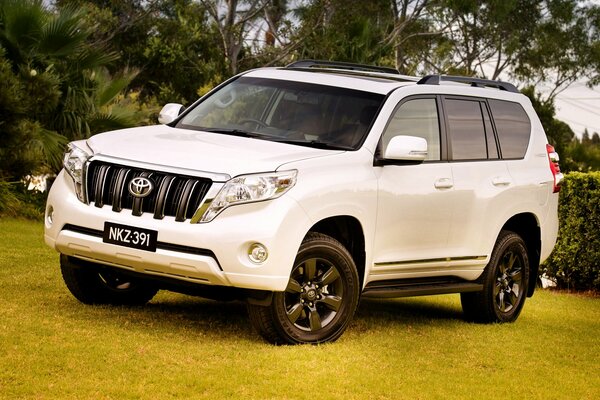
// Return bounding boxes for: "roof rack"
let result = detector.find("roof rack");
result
[417,75,519,93]
[286,59,400,75]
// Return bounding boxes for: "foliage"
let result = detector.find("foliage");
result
[544,172,600,291]
[523,86,600,172]
[0,180,45,219]
[0,46,66,179]
[0,0,144,182]
[292,0,392,65]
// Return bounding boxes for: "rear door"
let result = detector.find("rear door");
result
[442,96,515,259]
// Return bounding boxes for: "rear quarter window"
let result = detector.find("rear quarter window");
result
[488,100,531,159]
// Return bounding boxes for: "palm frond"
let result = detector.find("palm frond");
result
[76,46,119,71]
[38,6,87,57]
[88,108,138,135]
[93,68,139,107]
[0,0,47,63]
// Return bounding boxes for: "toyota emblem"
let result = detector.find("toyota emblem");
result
[128,177,154,198]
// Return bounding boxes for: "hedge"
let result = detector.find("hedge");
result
[543,172,600,291]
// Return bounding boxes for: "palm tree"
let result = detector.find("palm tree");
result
[0,0,141,176]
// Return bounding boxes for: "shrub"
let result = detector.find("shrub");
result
[543,172,600,291]
[0,180,45,220]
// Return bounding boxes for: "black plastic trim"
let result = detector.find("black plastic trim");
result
[362,277,483,298]
[286,59,399,75]
[62,224,220,261]
[418,75,519,93]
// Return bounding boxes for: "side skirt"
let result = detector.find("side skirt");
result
[362,277,483,299]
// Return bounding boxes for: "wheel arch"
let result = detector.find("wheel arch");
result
[500,213,541,297]
[307,216,366,288]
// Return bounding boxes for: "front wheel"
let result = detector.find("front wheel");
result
[60,255,158,306]
[248,233,360,344]
[461,230,529,323]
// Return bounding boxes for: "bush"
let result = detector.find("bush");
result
[0,180,45,220]
[543,172,600,291]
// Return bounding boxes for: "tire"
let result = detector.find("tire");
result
[461,230,529,323]
[247,233,360,344]
[60,255,158,306]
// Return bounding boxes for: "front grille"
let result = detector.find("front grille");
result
[86,161,212,222]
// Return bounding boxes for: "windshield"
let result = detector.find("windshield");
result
[177,77,384,150]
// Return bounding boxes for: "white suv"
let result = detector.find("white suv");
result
[44,60,562,344]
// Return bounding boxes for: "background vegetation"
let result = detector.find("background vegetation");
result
[544,172,600,291]
[0,218,599,399]
[0,0,599,290]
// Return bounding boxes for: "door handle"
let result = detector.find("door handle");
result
[434,178,453,189]
[492,176,511,186]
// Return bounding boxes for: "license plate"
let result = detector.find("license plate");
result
[103,222,158,252]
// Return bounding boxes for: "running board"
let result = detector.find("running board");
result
[362,278,483,298]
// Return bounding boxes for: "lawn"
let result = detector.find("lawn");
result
[0,218,598,399]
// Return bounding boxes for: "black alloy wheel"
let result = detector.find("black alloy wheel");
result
[461,230,530,323]
[247,233,360,344]
[493,248,525,313]
[283,257,345,332]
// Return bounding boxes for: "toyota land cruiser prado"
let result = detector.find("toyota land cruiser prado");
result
[44,60,562,344]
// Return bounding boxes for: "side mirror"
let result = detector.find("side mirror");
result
[384,135,428,161]
[158,103,185,124]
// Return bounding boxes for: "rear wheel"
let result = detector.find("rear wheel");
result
[461,230,529,323]
[248,233,360,344]
[60,255,158,306]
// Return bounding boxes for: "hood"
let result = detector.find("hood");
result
[86,125,341,179]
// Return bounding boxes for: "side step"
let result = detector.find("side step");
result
[362,277,483,299]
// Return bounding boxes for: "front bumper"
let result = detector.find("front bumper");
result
[45,171,311,291]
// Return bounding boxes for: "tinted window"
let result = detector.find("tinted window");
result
[178,77,384,150]
[382,98,440,160]
[445,99,487,160]
[488,100,531,159]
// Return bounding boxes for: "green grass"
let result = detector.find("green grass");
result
[1,219,599,400]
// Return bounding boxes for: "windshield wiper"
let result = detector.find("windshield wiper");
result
[202,128,265,138]
[272,139,353,151]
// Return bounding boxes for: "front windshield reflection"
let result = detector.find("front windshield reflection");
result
[177,77,384,150]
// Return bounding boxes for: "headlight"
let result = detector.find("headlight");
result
[63,143,91,202]
[199,170,297,223]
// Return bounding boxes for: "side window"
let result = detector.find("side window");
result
[382,98,441,161]
[445,98,487,160]
[488,99,531,159]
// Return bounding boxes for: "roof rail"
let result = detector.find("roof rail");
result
[417,75,519,93]
[286,59,399,75]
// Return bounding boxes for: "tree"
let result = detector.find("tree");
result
[201,0,269,75]
[514,0,600,102]
[264,0,288,47]
[0,0,140,179]
[387,0,449,74]
[290,0,392,65]
[424,1,540,78]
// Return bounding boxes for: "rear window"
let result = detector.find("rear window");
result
[488,100,531,159]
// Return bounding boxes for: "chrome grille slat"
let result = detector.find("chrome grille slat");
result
[86,161,212,222]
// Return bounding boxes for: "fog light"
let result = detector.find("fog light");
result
[46,206,54,226]
[248,243,268,264]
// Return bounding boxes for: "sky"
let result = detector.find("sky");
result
[554,84,600,138]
